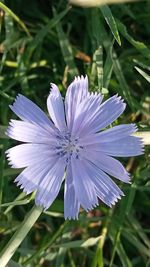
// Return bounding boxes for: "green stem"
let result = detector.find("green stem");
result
[0,205,43,267]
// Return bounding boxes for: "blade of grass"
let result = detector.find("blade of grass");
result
[103,39,114,88]
[91,210,113,267]
[0,2,31,37]
[135,66,150,83]
[112,50,134,109]
[53,236,101,248]
[117,19,150,60]
[109,229,132,267]
[95,46,103,91]
[54,9,78,78]
[100,5,121,46]
[0,142,5,211]
[127,215,150,249]
[0,205,43,267]
[109,182,137,267]
[22,7,70,65]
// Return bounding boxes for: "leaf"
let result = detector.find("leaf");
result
[122,230,150,257]
[109,230,132,267]
[54,9,78,78]
[127,215,150,249]
[135,66,150,83]
[53,236,101,248]
[103,40,114,88]
[100,5,121,45]
[95,46,103,90]
[0,199,30,208]
[22,7,70,64]
[112,51,134,109]
[0,2,31,37]
[117,19,150,60]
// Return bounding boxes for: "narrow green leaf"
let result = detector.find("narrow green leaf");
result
[127,215,150,249]
[0,199,30,208]
[53,236,101,248]
[103,40,114,88]
[54,10,78,78]
[22,7,70,64]
[32,7,70,50]
[100,5,121,46]
[117,19,150,60]
[133,59,150,71]
[122,230,150,257]
[95,46,103,90]
[0,2,31,37]
[135,66,150,83]
[112,51,134,109]
[109,230,132,267]
[0,205,42,267]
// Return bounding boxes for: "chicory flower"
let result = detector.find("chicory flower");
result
[6,76,143,219]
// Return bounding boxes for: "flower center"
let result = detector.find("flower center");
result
[55,132,83,162]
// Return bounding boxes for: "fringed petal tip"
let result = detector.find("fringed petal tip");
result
[14,173,37,195]
[81,203,97,213]
[9,94,22,109]
[74,75,88,82]
[73,75,89,91]
[65,214,79,220]
[117,96,126,109]
[132,135,145,155]
[101,192,125,208]
[5,119,16,137]
[49,83,60,98]
[132,123,138,133]
[112,94,126,106]
[5,152,18,168]
[139,139,145,155]
[14,180,31,195]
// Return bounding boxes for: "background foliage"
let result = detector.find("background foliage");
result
[0,0,150,266]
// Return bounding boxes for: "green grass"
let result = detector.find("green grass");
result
[0,0,150,266]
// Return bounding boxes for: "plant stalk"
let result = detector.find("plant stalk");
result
[0,205,43,267]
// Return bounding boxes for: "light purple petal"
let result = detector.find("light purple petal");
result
[6,120,58,144]
[47,83,66,131]
[82,150,130,183]
[35,158,66,209]
[81,159,124,206]
[10,94,55,133]
[65,76,88,130]
[6,144,56,168]
[14,161,55,194]
[79,124,137,145]
[76,95,126,136]
[71,158,98,211]
[64,163,80,219]
[85,136,144,157]
[72,92,103,135]
[96,124,138,142]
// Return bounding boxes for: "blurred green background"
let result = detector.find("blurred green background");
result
[0,0,150,266]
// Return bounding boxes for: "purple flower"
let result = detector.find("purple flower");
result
[6,76,143,219]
